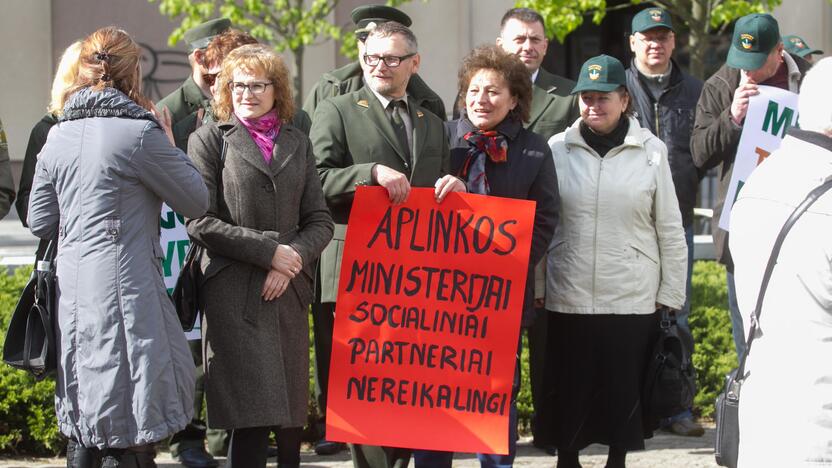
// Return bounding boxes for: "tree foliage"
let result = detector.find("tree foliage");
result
[150,0,420,104]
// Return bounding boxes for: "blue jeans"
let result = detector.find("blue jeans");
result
[726,271,747,358]
[413,342,521,468]
[664,226,694,425]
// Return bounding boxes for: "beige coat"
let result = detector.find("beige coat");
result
[545,117,686,314]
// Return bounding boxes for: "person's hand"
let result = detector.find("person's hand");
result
[534,298,545,308]
[152,105,176,146]
[730,80,760,126]
[434,175,467,203]
[372,164,411,204]
[271,244,302,278]
[262,269,291,301]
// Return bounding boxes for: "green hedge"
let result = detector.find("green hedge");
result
[1,260,736,454]
[0,266,62,455]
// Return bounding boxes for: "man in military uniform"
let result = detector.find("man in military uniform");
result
[157,18,231,151]
[302,4,446,120]
[311,21,463,468]
[157,19,230,468]
[0,117,15,220]
[494,7,578,454]
[303,4,445,456]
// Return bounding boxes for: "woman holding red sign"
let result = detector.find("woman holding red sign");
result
[541,55,687,468]
[414,44,558,468]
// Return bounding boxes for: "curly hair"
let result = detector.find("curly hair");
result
[63,27,152,111]
[456,45,532,123]
[212,44,295,122]
[204,29,258,68]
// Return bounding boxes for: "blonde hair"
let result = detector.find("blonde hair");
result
[49,41,82,116]
[64,27,152,111]
[212,44,294,122]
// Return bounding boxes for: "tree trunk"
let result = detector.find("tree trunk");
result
[688,0,708,80]
[294,44,305,110]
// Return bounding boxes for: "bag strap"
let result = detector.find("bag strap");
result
[736,175,832,378]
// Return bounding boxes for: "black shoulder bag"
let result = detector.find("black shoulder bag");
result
[3,240,58,380]
[715,176,832,468]
[172,138,227,332]
[643,307,697,428]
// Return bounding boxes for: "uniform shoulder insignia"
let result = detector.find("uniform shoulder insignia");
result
[416,111,424,118]
[357,99,369,108]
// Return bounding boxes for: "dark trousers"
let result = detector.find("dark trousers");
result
[349,444,411,468]
[312,297,335,438]
[413,341,522,468]
[168,339,228,456]
[226,426,302,468]
[526,308,548,442]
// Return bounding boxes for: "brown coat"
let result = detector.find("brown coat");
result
[186,117,333,429]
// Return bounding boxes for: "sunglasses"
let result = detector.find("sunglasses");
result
[202,72,219,87]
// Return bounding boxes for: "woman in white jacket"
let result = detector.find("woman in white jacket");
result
[540,55,687,468]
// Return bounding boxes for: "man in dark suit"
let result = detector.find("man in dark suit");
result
[495,7,578,454]
[311,21,462,468]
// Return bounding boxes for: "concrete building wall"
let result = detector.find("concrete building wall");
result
[773,0,832,61]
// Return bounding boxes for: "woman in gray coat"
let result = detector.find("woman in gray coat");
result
[186,44,333,468]
[27,28,209,468]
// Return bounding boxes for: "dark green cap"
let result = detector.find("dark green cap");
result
[351,4,411,33]
[631,7,674,33]
[783,35,823,57]
[183,18,231,51]
[727,13,780,71]
[572,55,627,94]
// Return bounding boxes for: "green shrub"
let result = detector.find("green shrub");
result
[0,266,63,455]
[689,260,737,418]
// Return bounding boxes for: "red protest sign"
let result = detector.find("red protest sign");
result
[326,186,535,454]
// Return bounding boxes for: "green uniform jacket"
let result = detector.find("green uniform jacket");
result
[303,61,447,121]
[157,76,209,151]
[0,118,14,219]
[528,68,579,299]
[311,86,450,302]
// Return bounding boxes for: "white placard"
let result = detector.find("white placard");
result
[719,85,799,231]
[160,203,201,340]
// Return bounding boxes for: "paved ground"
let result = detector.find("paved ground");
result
[0,214,38,267]
[0,427,719,467]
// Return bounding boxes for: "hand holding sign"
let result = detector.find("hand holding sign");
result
[434,174,467,203]
[731,81,760,125]
[372,164,411,204]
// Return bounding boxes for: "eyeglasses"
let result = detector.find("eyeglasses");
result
[362,53,416,68]
[634,32,673,45]
[202,72,218,87]
[229,82,273,95]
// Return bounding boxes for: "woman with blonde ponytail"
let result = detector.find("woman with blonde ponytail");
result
[27,27,209,468]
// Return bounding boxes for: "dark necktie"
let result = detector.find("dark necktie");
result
[388,100,411,160]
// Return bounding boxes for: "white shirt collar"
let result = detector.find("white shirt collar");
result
[368,87,408,110]
[531,69,539,84]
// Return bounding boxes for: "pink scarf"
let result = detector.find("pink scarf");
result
[236,109,280,164]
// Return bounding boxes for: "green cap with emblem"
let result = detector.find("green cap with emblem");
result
[783,35,823,57]
[183,18,232,51]
[631,7,674,33]
[727,13,780,71]
[571,55,627,94]
[351,4,412,33]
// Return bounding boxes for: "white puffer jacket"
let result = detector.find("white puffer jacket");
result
[545,117,687,315]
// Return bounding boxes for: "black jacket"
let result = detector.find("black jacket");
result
[447,117,559,327]
[690,53,811,271]
[626,59,703,228]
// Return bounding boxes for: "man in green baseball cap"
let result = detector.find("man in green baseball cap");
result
[783,34,824,63]
[691,12,811,368]
[626,5,705,438]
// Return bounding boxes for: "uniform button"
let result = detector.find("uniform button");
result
[265,185,275,192]
[108,229,118,235]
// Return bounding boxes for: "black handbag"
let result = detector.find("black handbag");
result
[171,139,227,332]
[3,240,58,380]
[643,307,696,428]
[714,176,832,467]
